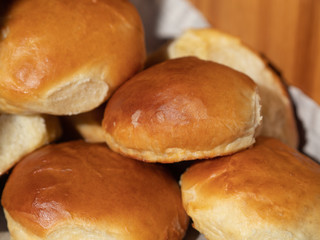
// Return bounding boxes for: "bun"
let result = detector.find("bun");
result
[0,114,61,174]
[102,57,261,163]
[180,137,320,240]
[2,141,189,240]
[0,0,146,115]
[149,28,298,148]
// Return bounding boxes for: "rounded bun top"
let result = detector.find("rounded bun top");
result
[103,57,261,163]
[180,137,320,240]
[2,141,188,240]
[0,0,146,115]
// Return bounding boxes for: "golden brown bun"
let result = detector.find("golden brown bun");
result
[180,137,320,240]
[0,114,61,175]
[0,0,146,115]
[102,57,261,163]
[2,141,189,240]
[149,28,298,148]
[62,104,106,143]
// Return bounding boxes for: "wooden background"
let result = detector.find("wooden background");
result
[189,0,320,104]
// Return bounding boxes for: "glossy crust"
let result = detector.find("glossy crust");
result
[150,28,298,148]
[0,0,146,115]
[180,137,320,240]
[102,57,261,163]
[2,141,189,240]
[0,114,61,175]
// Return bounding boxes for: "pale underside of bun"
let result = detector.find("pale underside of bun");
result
[0,0,146,115]
[103,57,262,163]
[180,137,320,240]
[31,71,109,115]
[0,70,110,115]
[152,28,298,148]
[0,114,61,175]
[105,130,258,163]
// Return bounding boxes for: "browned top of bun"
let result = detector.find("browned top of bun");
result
[103,57,261,162]
[2,141,188,239]
[0,0,145,115]
[181,137,320,239]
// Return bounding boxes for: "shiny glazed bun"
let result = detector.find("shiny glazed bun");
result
[2,141,189,240]
[102,57,261,163]
[180,137,320,240]
[0,0,146,115]
[0,114,61,175]
[149,28,298,148]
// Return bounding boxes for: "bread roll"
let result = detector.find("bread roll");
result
[0,0,146,115]
[180,137,320,240]
[149,28,298,148]
[2,141,189,240]
[102,57,261,163]
[0,114,61,174]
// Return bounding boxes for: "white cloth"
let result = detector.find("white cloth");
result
[156,0,210,38]
[290,87,320,162]
[130,0,210,52]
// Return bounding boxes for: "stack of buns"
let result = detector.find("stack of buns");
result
[1,1,319,240]
[1,0,190,239]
